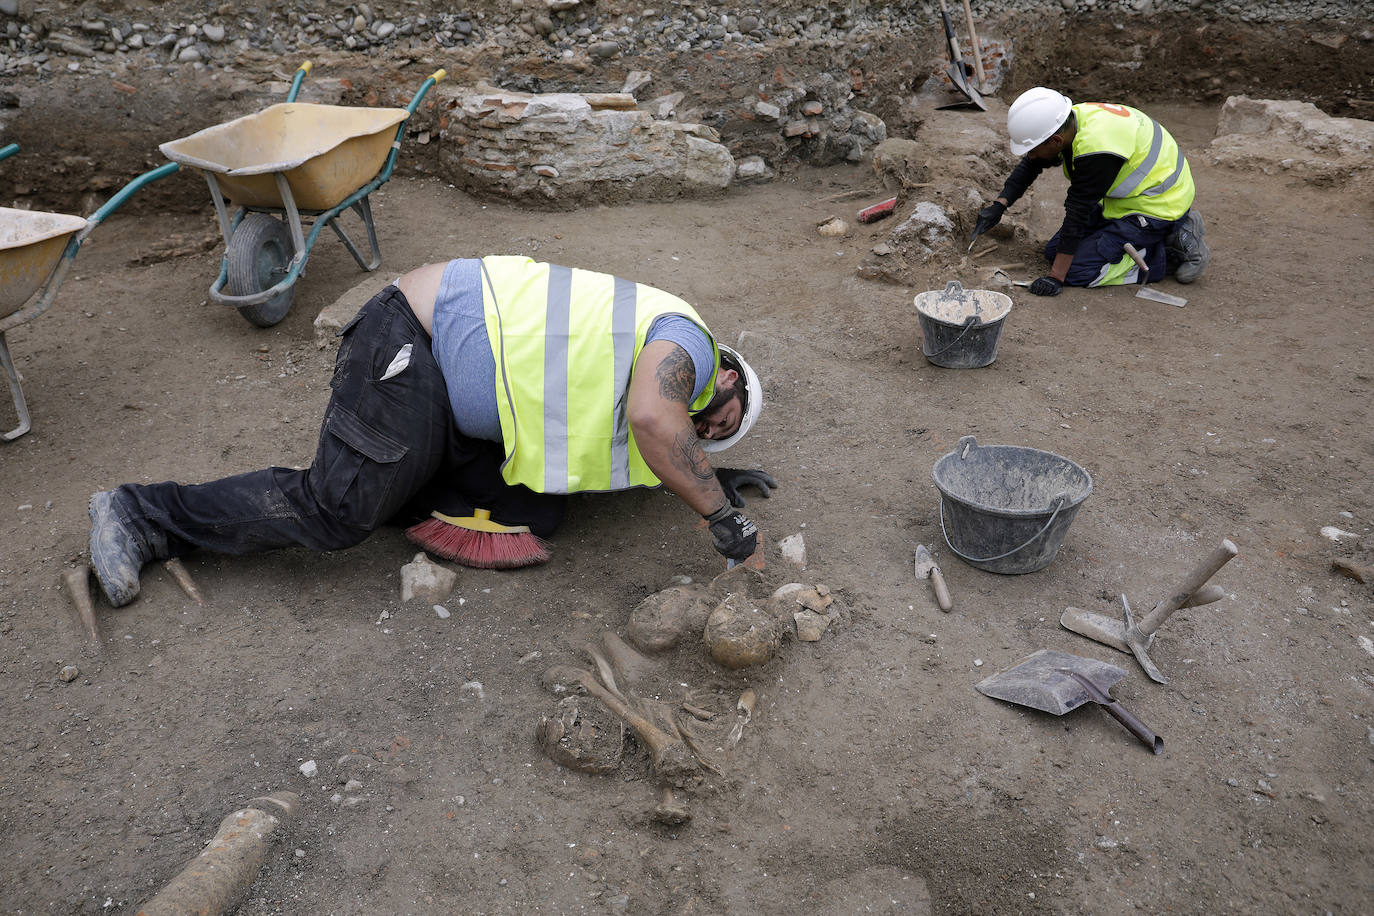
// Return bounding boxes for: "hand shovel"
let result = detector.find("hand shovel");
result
[936,0,987,111]
[914,545,952,612]
[1122,243,1187,307]
[976,649,1163,753]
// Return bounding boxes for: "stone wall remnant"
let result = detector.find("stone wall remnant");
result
[435,86,736,207]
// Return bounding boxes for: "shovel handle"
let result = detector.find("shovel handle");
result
[937,0,963,63]
[1139,540,1239,635]
[1064,671,1162,754]
[960,0,988,90]
[1098,698,1164,755]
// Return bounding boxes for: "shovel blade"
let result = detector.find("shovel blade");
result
[976,649,1127,715]
[943,63,987,110]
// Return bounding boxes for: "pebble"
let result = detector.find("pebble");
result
[58,665,80,682]
[973,658,983,667]
[433,604,451,619]
[299,759,318,777]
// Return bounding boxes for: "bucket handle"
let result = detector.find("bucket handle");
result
[938,493,1068,565]
[921,314,981,360]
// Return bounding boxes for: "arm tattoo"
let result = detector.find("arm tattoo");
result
[655,345,695,405]
[673,428,716,482]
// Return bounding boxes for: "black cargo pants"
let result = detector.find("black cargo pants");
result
[112,285,456,557]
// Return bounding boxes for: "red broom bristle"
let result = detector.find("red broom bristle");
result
[405,516,552,569]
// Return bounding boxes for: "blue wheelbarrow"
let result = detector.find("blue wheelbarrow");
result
[159,62,446,327]
[0,143,179,441]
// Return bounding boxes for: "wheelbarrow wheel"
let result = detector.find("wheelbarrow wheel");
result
[226,213,296,328]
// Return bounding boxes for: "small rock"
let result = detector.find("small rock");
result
[461,680,485,700]
[735,156,771,182]
[433,604,451,619]
[58,665,80,682]
[778,533,806,567]
[754,101,782,121]
[817,217,848,237]
[343,779,364,793]
[300,760,318,778]
[974,658,983,667]
[794,609,831,641]
[401,552,457,603]
[202,23,225,42]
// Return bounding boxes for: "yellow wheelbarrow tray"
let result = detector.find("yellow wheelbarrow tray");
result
[158,62,446,328]
[0,143,178,441]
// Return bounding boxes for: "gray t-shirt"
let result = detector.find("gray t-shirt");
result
[429,259,714,441]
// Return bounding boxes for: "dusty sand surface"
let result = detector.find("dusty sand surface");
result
[2,99,1372,915]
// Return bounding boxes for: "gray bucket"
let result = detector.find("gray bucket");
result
[932,435,1093,575]
[914,280,1012,369]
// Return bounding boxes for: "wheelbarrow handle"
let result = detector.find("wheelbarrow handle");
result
[83,162,181,237]
[406,69,448,115]
[286,60,313,103]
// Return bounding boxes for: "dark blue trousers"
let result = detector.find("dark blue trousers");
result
[113,286,457,556]
[1045,212,1179,288]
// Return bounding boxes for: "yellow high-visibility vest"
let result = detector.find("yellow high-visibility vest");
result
[1069,103,1195,221]
[478,256,720,494]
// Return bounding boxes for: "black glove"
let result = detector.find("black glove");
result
[973,200,1006,237]
[1028,275,1063,297]
[704,504,758,561]
[715,468,778,508]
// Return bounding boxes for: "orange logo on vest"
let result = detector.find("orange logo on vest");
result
[1085,103,1131,117]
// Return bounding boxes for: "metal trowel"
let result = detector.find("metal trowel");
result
[976,649,1163,753]
[1123,243,1187,307]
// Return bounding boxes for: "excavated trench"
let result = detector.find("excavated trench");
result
[1,4,1370,214]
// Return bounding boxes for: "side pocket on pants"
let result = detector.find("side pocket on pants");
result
[319,403,410,531]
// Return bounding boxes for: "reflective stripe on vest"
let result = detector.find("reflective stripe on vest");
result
[1069,103,1195,221]
[479,256,718,494]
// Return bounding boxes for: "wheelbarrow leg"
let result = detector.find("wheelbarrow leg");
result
[0,331,32,442]
[328,195,382,272]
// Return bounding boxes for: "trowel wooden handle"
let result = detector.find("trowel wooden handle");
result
[1123,243,1148,273]
[1139,540,1239,635]
[930,567,953,612]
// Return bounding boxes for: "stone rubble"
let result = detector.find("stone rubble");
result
[2,1,1363,79]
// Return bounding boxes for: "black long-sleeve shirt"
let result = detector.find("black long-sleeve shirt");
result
[998,150,1125,257]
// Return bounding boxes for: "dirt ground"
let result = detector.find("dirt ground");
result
[3,91,1373,916]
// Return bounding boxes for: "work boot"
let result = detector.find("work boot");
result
[88,490,159,607]
[1168,210,1210,284]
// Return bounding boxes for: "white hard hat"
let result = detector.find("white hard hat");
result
[1007,87,1073,156]
[700,344,762,453]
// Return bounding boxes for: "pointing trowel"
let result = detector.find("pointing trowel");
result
[914,545,953,612]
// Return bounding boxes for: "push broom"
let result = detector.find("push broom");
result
[401,439,563,570]
[406,508,551,569]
